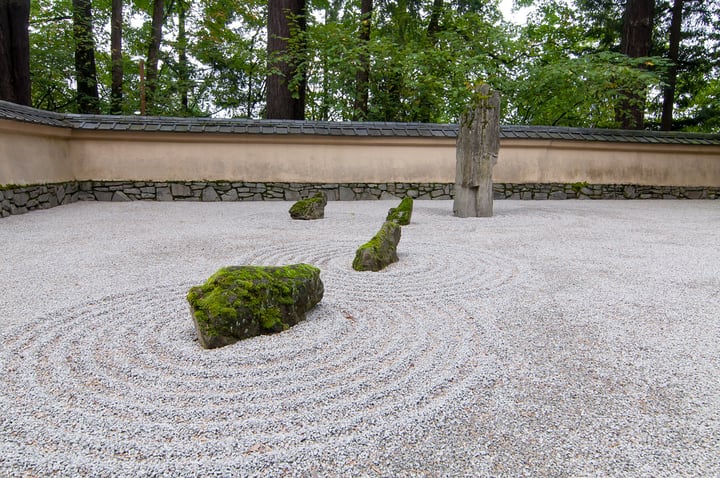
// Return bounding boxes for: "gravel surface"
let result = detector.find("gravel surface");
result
[1,200,718,476]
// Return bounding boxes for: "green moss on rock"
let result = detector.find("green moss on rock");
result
[352,221,402,272]
[289,192,327,220]
[187,264,324,349]
[386,197,414,225]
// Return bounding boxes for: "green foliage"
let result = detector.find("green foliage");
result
[30,0,76,111]
[26,0,720,131]
[571,181,589,192]
[193,0,267,117]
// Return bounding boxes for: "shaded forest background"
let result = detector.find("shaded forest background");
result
[4,0,720,131]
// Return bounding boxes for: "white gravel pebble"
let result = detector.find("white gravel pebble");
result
[0,199,719,476]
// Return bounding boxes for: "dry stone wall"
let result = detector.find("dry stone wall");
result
[0,183,79,217]
[1,180,718,218]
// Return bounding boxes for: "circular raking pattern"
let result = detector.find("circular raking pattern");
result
[0,215,521,475]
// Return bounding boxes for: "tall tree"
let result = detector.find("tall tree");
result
[427,0,443,38]
[266,0,307,119]
[0,0,31,105]
[110,0,122,114]
[72,0,100,113]
[352,0,372,120]
[177,0,189,114]
[146,0,165,113]
[660,0,683,130]
[616,0,655,129]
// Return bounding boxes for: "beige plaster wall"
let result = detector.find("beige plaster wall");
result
[495,140,720,187]
[0,120,73,185]
[69,133,456,183]
[2,119,719,187]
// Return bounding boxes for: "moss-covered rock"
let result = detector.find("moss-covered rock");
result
[187,264,324,349]
[289,192,327,220]
[386,196,414,225]
[352,221,402,272]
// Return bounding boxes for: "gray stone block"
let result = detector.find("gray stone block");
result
[380,191,399,200]
[156,188,172,201]
[95,191,113,201]
[221,189,239,201]
[339,187,355,201]
[112,191,131,202]
[285,190,301,201]
[171,183,192,197]
[684,189,704,199]
[13,192,29,207]
[201,186,219,201]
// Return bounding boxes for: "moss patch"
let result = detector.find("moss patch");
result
[289,192,327,220]
[187,264,324,349]
[352,221,402,272]
[571,181,589,193]
[386,196,414,225]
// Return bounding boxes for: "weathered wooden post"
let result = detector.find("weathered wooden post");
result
[453,84,500,218]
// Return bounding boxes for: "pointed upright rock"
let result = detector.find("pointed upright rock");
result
[454,84,500,218]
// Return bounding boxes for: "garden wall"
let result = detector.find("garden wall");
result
[1,100,719,217]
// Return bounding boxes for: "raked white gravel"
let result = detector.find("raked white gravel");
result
[1,200,718,476]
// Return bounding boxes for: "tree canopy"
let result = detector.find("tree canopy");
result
[22,0,720,131]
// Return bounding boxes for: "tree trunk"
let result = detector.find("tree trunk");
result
[0,0,31,105]
[266,0,306,120]
[178,0,189,114]
[146,0,164,113]
[110,0,123,114]
[352,0,372,121]
[72,0,100,113]
[616,0,655,129]
[427,0,443,39]
[661,0,683,131]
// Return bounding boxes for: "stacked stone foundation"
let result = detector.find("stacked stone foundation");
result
[2,181,718,218]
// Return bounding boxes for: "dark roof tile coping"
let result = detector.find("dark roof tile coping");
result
[1,100,719,145]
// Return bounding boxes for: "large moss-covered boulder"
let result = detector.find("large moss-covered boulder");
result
[187,264,324,349]
[289,192,327,220]
[352,221,402,272]
[386,197,414,225]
